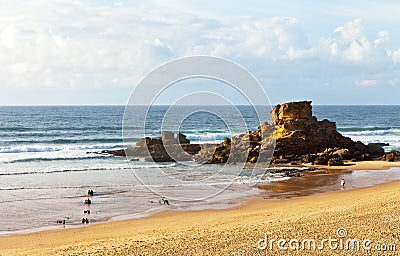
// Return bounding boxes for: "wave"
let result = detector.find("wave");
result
[0,163,177,176]
[179,129,227,134]
[0,167,127,176]
[0,144,125,154]
[0,127,33,132]
[0,126,121,132]
[340,128,400,137]
[7,155,113,163]
[186,133,230,142]
[338,126,395,132]
[129,163,177,169]
[4,138,125,145]
[233,175,291,184]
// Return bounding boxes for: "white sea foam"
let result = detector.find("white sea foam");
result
[0,144,125,154]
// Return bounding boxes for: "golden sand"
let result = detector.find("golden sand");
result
[0,161,399,255]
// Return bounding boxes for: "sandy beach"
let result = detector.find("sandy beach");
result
[0,161,399,255]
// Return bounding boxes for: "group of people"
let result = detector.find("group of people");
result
[56,219,66,224]
[82,189,94,224]
[148,198,171,205]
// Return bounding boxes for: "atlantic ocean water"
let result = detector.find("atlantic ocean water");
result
[0,105,400,235]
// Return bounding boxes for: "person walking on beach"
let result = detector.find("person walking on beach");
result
[340,179,345,188]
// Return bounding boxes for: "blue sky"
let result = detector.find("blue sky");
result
[0,0,400,105]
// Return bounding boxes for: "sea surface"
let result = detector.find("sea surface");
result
[0,105,400,235]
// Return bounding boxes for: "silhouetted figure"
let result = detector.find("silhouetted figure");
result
[84,210,91,214]
[164,199,170,205]
[340,179,345,187]
[84,198,91,204]
[85,218,89,224]
[87,189,94,196]
[82,218,86,224]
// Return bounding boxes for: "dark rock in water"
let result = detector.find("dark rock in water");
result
[132,132,201,162]
[92,131,201,162]
[178,133,190,144]
[368,142,389,147]
[88,149,126,156]
[367,143,385,158]
[355,141,368,154]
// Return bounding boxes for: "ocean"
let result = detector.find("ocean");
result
[0,105,399,235]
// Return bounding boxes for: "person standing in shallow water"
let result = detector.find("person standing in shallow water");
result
[340,179,345,189]
[87,189,94,196]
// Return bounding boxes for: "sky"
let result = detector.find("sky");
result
[0,0,400,105]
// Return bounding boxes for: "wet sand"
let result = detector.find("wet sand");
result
[1,161,400,255]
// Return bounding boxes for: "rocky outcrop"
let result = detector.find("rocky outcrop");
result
[96,101,387,166]
[197,101,385,165]
[195,122,275,164]
[131,132,202,162]
[94,131,203,162]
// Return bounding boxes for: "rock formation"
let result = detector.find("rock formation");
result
[92,131,202,162]
[271,101,354,156]
[96,101,388,166]
[196,101,385,166]
[130,132,202,162]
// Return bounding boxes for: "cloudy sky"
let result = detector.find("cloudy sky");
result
[1,0,400,105]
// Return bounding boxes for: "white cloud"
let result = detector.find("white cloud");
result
[374,31,389,46]
[0,1,399,104]
[322,19,373,62]
[388,48,400,63]
[355,79,378,87]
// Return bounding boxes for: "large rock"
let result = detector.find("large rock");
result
[120,131,200,162]
[271,100,312,124]
[271,101,355,157]
[95,101,386,165]
[197,101,385,165]
[367,143,385,157]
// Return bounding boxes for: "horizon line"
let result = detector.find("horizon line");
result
[1,103,400,107]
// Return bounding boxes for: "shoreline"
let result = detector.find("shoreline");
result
[1,160,399,237]
[1,161,400,255]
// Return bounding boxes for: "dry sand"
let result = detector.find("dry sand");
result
[1,161,399,255]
